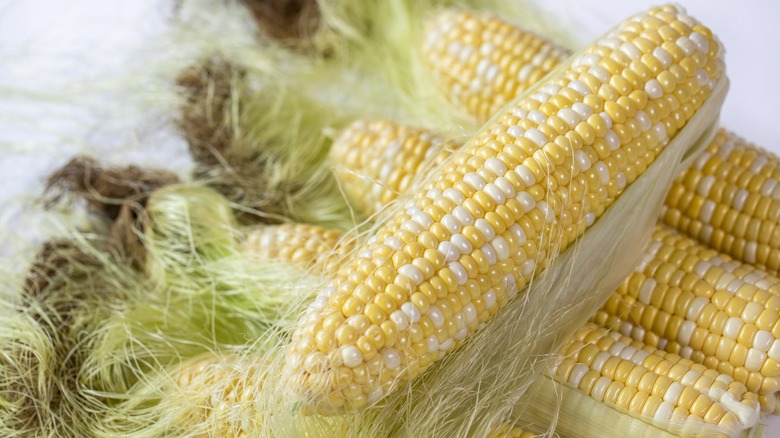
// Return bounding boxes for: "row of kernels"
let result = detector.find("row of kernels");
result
[244,224,353,273]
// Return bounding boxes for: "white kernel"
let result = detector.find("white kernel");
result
[636,111,652,131]
[569,363,589,387]
[676,36,696,55]
[464,172,486,190]
[426,335,440,353]
[537,201,554,223]
[514,164,536,186]
[426,188,443,200]
[620,346,638,361]
[525,128,548,146]
[686,297,709,320]
[494,177,516,198]
[658,338,668,350]
[484,290,497,309]
[723,317,744,340]
[485,65,500,84]
[655,401,674,422]
[653,122,668,143]
[588,66,610,83]
[633,349,651,365]
[599,111,613,129]
[575,150,591,171]
[507,125,524,138]
[679,346,693,359]
[516,191,536,212]
[746,348,767,372]
[401,301,421,323]
[427,306,445,328]
[401,219,423,234]
[381,348,401,369]
[484,183,505,204]
[528,110,547,124]
[386,236,402,250]
[572,102,594,119]
[653,47,672,68]
[693,260,710,277]
[463,303,477,325]
[681,370,701,386]
[639,278,657,305]
[689,32,709,53]
[760,179,778,197]
[521,259,536,277]
[697,175,716,197]
[531,92,551,104]
[509,224,526,244]
[599,36,622,50]
[398,264,424,285]
[732,189,748,211]
[449,261,468,285]
[620,42,642,59]
[447,41,463,56]
[751,156,768,173]
[454,327,469,341]
[517,64,534,81]
[481,243,497,265]
[492,236,510,262]
[479,42,494,56]
[604,130,620,150]
[485,157,507,175]
[341,346,363,368]
[475,218,496,240]
[477,58,490,76]
[579,53,601,67]
[558,108,580,127]
[616,172,627,190]
[453,206,474,226]
[442,214,461,234]
[451,233,473,254]
[645,79,663,99]
[438,241,460,262]
[754,330,773,352]
[443,187,465,204]
[439,338,454,351]
[542,84,562,95]
[567,79,590,95]
[412,211,434,229]
[678,320,696,345]
[696,69,709,87]
[699,200,716,223]
[594,162,610,185]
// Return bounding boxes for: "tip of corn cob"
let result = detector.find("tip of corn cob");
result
[283,4,725,414]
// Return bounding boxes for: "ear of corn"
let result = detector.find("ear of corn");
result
[330,120,458,218]
[593,224,780,413]
[662,129,780,275]
[555,323,760,430]
[422,10,570,123]
[285,5,725,414]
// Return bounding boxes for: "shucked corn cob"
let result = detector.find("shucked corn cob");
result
[244,223,355,273]
[662,129,780,275]
[550,323,759,432]
[593,224,780,412]
[330,120,457,217]
[285,5,725,413]
[422,10,570,123]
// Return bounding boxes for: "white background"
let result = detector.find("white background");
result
[1,0,779,434]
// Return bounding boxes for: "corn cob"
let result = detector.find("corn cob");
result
[244,223,355,273]
[555,323,759,429]
[662,129,780,275]
[330,120,458,217]
[172,354,266,436]
[593,224,780,412]
[422,10,570,123]
[285,5,725,413]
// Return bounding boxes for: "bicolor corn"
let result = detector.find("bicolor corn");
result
[285,5,725,413]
